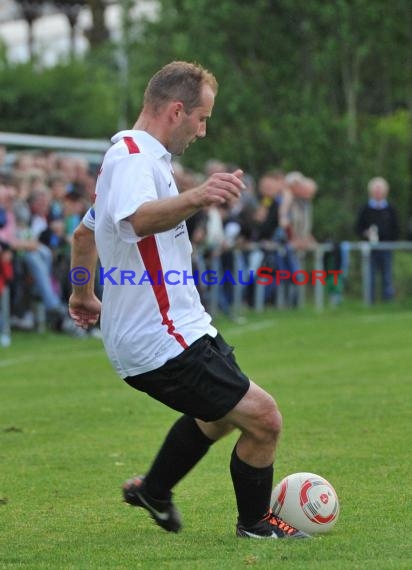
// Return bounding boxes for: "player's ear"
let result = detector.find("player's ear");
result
[169,101,185,121]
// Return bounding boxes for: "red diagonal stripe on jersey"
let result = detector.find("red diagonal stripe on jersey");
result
[126,136,187,349]
[137,237,188,349]
[124,136,140,154]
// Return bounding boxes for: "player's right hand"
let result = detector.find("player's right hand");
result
[195,169,245,207]
[68,294,101,329]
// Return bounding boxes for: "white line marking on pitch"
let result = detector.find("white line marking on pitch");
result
[0,348,104,368]
[357,313,411,323]
[0,356,34,368]
[224,320,274,336]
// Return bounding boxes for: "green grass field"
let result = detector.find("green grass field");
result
[1,305,411,569]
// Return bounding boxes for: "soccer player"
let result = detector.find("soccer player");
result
[69,61,309,539]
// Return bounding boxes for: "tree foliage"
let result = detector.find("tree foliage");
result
[0,56,119,138]
[129,0,412,238]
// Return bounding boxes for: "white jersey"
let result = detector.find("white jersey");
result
[84,130,216,378]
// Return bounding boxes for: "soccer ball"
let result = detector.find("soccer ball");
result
[271,472,340,534]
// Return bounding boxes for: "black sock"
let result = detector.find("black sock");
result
[230,446,274,527]
[144,415,214,500]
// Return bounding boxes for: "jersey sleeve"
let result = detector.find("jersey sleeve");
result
[82,206,95,232]
[109,154,157,225]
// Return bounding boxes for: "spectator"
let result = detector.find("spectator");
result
[287,175,318,251]
[39,213,71,302]
[0,242,13,293]
[254,170,287,240]
[0,239,13,347]
[63,190,87,240]
[278,172,318,306]
[12,152,35,175]
[0,175,80,334]
[55,156,77,191]
[0,182,14,305]
[355,176,400,302]
[28,187,51,239]
[204,158,227,178]
[0,145,9,176]
[48,172,69,219]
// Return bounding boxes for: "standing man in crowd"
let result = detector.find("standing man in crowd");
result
[69,61,309,539]
[356,177,399,302]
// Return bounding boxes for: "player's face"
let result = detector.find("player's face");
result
[171,85,215,156]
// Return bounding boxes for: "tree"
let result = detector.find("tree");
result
[0,59,119,138]
[14,0,46,61]
[85,0,109,47]
[127,0,412,238]
[54,0,87,57]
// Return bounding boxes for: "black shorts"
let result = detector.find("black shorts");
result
[124,333,250,422]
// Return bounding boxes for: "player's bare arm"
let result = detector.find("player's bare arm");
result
[69,222,101,328]
[128,169,245,237]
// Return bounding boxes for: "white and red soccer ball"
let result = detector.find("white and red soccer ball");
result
[271,472,340,534]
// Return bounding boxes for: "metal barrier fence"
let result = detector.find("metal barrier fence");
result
[312,241,412,310]
[203,241,412,315]
[0,285,11,347]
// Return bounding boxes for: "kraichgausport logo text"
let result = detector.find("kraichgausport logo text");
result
[69,266,343,287]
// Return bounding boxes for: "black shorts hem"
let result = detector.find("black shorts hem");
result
[124,333,250,422]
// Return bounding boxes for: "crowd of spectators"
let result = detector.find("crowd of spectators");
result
[0,145,98,339]
[0,144,404,344]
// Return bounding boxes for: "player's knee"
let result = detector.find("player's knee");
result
[197,418,235,441]
[260,403,282,442]
[251,395,282,444]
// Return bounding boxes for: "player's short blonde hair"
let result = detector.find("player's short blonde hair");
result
[144,61,218,113]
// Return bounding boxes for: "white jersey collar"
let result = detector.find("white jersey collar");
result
[111,129,171,162]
